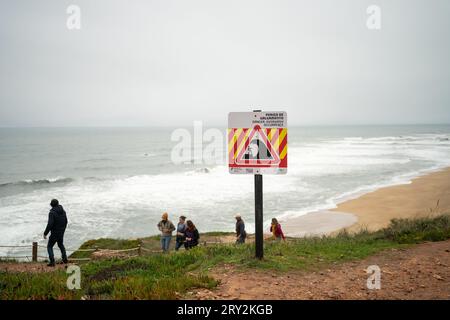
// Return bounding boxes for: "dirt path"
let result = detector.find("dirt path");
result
[0,262,70,273]
[190,240,450,300]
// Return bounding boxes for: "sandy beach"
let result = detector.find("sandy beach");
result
[283,167,450,236]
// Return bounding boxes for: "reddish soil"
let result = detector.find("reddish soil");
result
[189,240,450,300]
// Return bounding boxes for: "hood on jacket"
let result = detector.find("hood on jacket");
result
[51,205,65,215]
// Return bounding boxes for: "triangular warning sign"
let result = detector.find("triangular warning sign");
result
[236,125,280,166]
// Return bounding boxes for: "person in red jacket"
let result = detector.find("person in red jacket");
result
[270,218,286,242]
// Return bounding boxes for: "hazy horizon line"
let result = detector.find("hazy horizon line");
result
[1,123,450,129]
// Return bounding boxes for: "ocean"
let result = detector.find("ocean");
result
[1,125,450,257]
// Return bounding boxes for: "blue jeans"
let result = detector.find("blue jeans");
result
[236,236,246,244]
[175,237,185,251]
[160,235,172,252]
[47,232,67,263]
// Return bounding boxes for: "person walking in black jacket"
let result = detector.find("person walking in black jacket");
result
[44,199,68,267]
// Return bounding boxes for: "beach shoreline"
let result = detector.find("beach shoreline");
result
[282,167,450,237]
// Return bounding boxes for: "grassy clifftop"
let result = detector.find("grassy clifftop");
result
[0,214,449,300]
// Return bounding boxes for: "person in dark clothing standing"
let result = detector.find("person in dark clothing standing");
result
[175,215,187,251]
[44,199,68,267]
[184,220,200,250]
[235,214,246,244]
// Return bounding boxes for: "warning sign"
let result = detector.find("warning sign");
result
[228,111,287,174]
[236,125,280,165]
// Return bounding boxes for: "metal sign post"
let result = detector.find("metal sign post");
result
[228,109,287,260]
[253,109,264,260]
[254,173,264,259]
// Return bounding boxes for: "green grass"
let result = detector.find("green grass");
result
[382,214,450,243]
[70,238,141,259]
[1,214,449,300]
[80,255,217,299]
[0,270,81,300]
[202,231,234,237]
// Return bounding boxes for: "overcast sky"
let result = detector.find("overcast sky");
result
[0,0,449,127]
